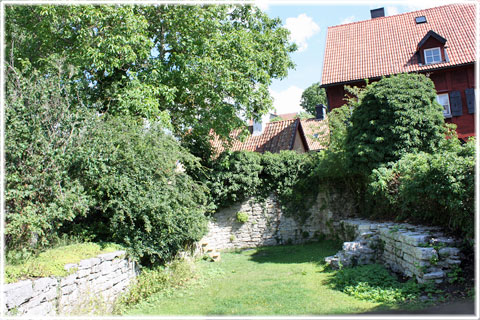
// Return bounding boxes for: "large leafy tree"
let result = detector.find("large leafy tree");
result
[6,4,296,139]
[300,82,326,115]
[345,73,446,174]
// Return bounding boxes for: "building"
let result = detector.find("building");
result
[321,4,476,139]
[210,107,329,156]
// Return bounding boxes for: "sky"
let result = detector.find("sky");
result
[257,0,464,115]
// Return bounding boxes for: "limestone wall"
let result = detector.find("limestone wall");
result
[3,250,138,316]
[326,219,463,284]
[200,190,355,250]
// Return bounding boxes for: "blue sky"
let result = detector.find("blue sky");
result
[258,0,462,114]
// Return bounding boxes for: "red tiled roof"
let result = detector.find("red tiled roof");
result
[300,118,329,151]
[276,112,298,120]
[321,4,476,86]
[210,119,301,155]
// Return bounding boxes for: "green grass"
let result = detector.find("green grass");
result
[123,241,395,316]
[5,242,124,283]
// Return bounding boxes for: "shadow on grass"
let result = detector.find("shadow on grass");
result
[247,240,341,265]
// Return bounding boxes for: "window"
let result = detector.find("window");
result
[415,16,427,24]
[436,93,451,118]
[424,47,442,64]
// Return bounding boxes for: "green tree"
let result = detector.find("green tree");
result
[6,4,296,140]
[345,73,446,174]
[300,82,327,115]
[5,65,92,251]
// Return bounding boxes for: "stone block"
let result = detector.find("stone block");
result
[423,270,445,280]
[33,277,57,293]
[61,284,76,295]
[24,301,55,316]
[60,274,77,287]
[413,247,437,260]
[98,250,125,262]
[76,268,91,278]
[438,247,460,258]
[4,280,33,309]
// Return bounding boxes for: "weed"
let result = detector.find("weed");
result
[236,212,249,223]
[328,264,422,304]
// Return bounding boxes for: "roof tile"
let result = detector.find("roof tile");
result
[321,4,476,86]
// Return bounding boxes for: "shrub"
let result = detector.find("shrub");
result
[207,151,263,209]
[366,138,475,237]
[204,150,350,223]
[329,264,421,304]
[346,73,446,175]
[5,66,92,251]
[236,212,249,223]
[65,116,209,265]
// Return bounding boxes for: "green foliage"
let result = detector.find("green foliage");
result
[7,4,295,141]
[366,138,475,237]
[204,150,349,222]
[66,116,209,265]
[5,65,92,251]
[236,212,249,223]
[329,264,421,304]
[115,258,196,311]
[5,242,123,283]
[346,73,446,174]
[207,151,263,209]
[300,82,327,115]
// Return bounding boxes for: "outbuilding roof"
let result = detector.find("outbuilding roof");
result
[321,4,476,87]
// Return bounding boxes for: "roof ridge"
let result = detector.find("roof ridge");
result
[328,3,471,29]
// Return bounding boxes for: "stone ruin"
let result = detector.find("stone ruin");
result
[325,219,464,284]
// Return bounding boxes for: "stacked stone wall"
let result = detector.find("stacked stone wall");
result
[327,219,463,284]
[3,250,138,316]
[200,190,355,250]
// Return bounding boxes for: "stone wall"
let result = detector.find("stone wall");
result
[3,250,138,316]
[200,189,355,251]
[326,219,463,284]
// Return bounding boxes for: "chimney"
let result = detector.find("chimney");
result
[315,104,327,120]
[370,8,385,19]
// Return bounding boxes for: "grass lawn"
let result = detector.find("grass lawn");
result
[123,241,416,316]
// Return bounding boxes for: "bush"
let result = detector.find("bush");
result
[366,138,475,238]
[207,151,263,209]
[5,66,91,251]
[204,150,350,223]
[66,116,209,265]
[346,73,446,175]
[329,264,421,304]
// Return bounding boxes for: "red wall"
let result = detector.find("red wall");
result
[325,64,475,138]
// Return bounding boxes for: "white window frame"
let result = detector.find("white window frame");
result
[424,47,442,65]
[436,93,451,118]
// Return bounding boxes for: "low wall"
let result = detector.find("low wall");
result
[3,250,138,316]
[326,219,463,284]
[200,189,355,251]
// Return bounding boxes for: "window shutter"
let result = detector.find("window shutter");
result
[449,91,463,116]
[465,88,475,114]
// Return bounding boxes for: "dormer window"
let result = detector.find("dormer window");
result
[416,30,447,65]
[424,47,442,64]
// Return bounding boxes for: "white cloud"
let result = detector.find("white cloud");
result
[269,86,304,115]
[341,15,356,24]
[284,14,320,52]
[255,0,269,11]
[406,0,459,12]
[386,6,399,16]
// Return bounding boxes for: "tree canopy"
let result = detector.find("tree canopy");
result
[345,73,446,174]
[300,82,326,115]
[6,4,296,139]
